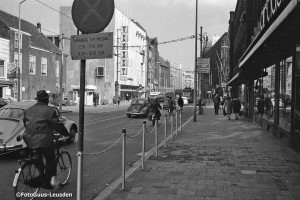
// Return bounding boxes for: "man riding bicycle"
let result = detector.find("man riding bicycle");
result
[22,90,70,189]
[168,97,176,115]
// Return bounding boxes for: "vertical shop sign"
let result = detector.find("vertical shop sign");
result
[120,26,129,81]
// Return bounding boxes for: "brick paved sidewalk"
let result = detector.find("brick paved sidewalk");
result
[99,107,300,200]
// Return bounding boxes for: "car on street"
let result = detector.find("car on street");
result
[0,97,16,108]
[0,101,78,155]
[127,98,150,118]
[182,97,188,106]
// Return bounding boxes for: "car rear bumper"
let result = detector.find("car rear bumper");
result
[127,112,145,116]
[0,144,24,153]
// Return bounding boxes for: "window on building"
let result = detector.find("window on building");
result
[41,57,47,76]
[29,55,36,74]
[14,52,22,73]
[14,32,22,49]
[56,60,59,78]
[0,60,4,77]
[278,58,292,132]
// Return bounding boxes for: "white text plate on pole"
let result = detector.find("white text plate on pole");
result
[70,32,113,60]
[197,58,210,73]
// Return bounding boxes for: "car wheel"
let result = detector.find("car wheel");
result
[67,126,77,143]
[127,114,131,118]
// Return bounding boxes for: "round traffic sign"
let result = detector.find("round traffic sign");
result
[72,0,115,34]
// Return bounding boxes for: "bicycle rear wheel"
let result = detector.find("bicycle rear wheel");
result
[13,161,42,200]
[56,150,72,186]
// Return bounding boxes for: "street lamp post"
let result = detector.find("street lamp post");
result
[116,29,121,102]
[193,0,198,122]
[18,0,27,102]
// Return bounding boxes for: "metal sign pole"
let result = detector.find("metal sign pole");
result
[193,0,198,122]
[77,59,86,200]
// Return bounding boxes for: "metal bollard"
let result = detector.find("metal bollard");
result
[155,119,158,157]
[142,121,146,170]
[122,128,126,190]
[164,114,167,148]
[179,110,182,132]
[170,114,173,141]
[175,110,178,136]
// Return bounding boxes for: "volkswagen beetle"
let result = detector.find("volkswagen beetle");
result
[0,101,78,155]
[126,98,150,118]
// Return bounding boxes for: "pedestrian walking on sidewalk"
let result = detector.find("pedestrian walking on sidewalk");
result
[177,95,184,111]
[213,94,220,115]
[117,96,120,106]
[232,97,241,120]
[113,96,116,105]
[223,96,233,120]
[257,96,265,117]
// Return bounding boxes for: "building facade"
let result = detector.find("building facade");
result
[204,33,229,97]
[60,7,147,104]
[228,0,300,149]
[0,10,61,100]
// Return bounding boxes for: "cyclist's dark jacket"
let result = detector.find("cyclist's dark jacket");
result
[23,102,69,149]
[149,101,162,118]
[177,97,184,107]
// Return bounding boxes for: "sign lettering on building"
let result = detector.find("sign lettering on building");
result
[259,0,291,32]
[120,68,128,75]
[120,26,129,80]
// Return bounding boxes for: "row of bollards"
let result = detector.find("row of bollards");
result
[121,110,182,190]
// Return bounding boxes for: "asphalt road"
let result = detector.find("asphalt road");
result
[0,105,194,200]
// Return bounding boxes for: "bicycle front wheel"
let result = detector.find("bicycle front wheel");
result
[56,150,72,186]
[13,161,41,200]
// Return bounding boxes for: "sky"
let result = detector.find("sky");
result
[1,0,237,71]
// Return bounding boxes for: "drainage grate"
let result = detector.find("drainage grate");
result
[241,170,257,175]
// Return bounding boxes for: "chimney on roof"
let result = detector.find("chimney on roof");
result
[37,22,41,33]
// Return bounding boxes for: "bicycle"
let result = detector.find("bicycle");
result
[13,134,72,199]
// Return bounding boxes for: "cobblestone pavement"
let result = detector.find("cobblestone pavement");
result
[102,107,300,200]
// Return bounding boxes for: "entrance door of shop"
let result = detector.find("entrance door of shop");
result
[294,45,300,133]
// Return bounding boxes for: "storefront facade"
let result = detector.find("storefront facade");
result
[228,0,300,149]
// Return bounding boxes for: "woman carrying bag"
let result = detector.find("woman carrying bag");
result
[223,96,233,120]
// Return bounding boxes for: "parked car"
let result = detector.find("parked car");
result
[0,97,16,108]
[0,98,9,108]
[62,96,72,106]
[127,98,149,118]
[0,101,78,155]
[182,97,189,106]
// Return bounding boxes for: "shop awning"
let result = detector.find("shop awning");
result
[0,80,14,87]
[239,0,299,69]
[226,73,239,87]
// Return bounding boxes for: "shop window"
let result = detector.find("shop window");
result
[55,60,59,78]
[0,60,4,77]
[278,58,292,132]
[14,32,22,49]
[255,66,275,122]
[41,57,47,76]
[14,52,22,73]
[29,55,36,74]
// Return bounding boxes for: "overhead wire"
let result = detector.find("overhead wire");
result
[34,0,72,19]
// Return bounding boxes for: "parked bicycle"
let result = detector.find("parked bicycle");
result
[13,134,72,199]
